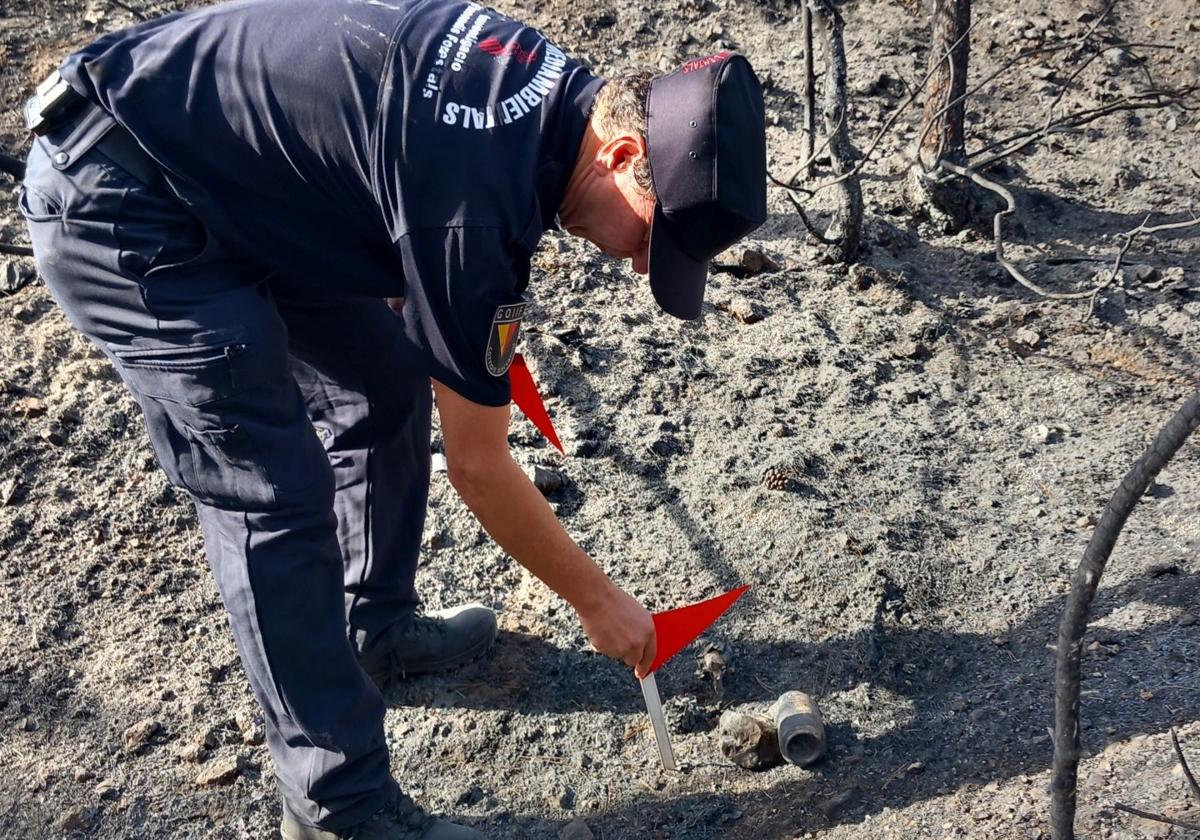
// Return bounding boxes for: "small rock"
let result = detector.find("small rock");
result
[0,478,18,506]
[1076,514,1095,528]
[1026,424,1061,445]
[176,742,209,763]
[739,248,780,274]
[890,339,925,360]
[1148,562,1181,578]
[234,710,264,746]
[2,259,36,295]
[61,806,93,832]
[123,718,161,753]
[718,709,782,770]
[819,787,859,820]
[717,296,768,325]
[558,787,576,809]
[558,817,595,840]
[1179,613,1198,627]
[532,465,565,495]
[196,755,242,787]
[1029,65,1055,79]
[456,784,486,807]
[1103,47,1136,68]
[72,766,93,782]
[666,695,716,734]
[93,779,120,800]
[192,725,220,749]
[1129,264,1159,283]
[1014,327,1041,348]
[12,396,47,417]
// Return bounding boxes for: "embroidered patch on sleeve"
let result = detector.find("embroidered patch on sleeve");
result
[485,302,527,376]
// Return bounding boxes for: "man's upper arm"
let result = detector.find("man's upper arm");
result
[433,379,511,474]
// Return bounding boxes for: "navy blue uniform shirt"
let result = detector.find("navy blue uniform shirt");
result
[61,0,603,406]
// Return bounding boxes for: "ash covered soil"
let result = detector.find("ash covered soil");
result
[2,0,1200,837]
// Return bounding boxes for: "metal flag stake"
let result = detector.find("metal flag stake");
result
[640,672,676,771]
[637,585,750,771]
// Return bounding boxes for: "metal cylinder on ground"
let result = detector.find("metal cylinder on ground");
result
[773,691,826,766]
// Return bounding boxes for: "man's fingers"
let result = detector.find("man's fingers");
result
[635,633,657,679]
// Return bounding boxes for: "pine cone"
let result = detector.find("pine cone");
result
[761,465,792,491]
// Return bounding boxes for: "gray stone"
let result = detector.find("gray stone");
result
[122,718,160,754]
[196,756,242,787]
[558,818,595,840]
[718,709,782,770]
[532,466,565,495]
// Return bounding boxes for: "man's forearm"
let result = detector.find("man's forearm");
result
[449,453,615,612]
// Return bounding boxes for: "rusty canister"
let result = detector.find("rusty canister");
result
[773,691,826,766]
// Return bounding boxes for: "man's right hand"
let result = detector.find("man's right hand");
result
[576,584,657,678]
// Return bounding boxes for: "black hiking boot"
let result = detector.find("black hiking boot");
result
[356,603,497,689]
[280,790,488,839]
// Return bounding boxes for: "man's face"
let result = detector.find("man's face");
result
[562,135,655,275]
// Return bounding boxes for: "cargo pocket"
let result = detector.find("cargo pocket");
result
[110,334,283,510]
[184,423,277,509]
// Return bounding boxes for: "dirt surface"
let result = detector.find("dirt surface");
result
[2,0,1199,838]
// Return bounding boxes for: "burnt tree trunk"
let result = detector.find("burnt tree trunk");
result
[808,0,862,262]
[908,0,973,230]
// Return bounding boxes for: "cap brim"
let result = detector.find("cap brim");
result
[648,204,709,320]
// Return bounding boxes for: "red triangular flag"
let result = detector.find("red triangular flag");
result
[646,585,749,676]
[509,353,564,454]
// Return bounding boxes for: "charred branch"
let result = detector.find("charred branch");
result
[1050,395,1200,840]
[802,2,816,180]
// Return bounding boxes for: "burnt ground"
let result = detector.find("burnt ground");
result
[2,0,1199,838]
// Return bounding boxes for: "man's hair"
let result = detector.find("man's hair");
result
[590,71,655,196]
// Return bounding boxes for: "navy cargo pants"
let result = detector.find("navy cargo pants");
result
[21,104,427,829]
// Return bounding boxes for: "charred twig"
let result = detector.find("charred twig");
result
[1050,393,1200,840]
[973,85,1200,169]
[939,156,1200,307]
[786,192,840,245]
[0,243,34,258]
[802,0,816,180]
[1111,803,1200,833]
[784,108,845,185]
[1172,728,1200,804]
[1084,212,1200,317]
[936,159,1097,300]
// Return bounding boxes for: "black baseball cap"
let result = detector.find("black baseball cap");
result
[646,52,767,320]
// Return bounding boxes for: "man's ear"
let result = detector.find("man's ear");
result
[594,133,647,175]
